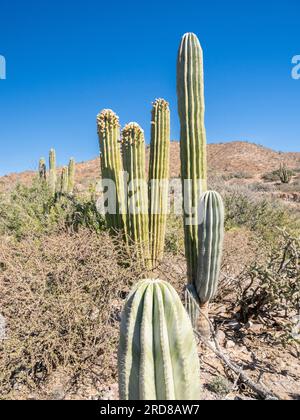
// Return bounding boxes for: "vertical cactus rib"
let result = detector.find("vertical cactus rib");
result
[68,158,75,194]
[97,110,127,232]
[122,123,150,267]
[48,148,57,196]
[177,33,208,283]
[118,279,201,400]
[149,99,170,265]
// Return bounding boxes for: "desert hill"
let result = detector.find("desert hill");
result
[1,141,299,193]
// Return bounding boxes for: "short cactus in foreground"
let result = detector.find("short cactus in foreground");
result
[122,123,149,266]
[97,110,127,232]
[68,158,75,194]
[38,158,46,181]
[187,191,224,337]
[60,166,69,194]
[118,279,201,400]
[149,99,170,264]
[177,32,208,284]
[48,148,57,196]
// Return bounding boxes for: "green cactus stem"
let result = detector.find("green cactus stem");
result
[60,166,69,195]
[148,99,170,265]
[122,123,150,267]
[177,32,208,283]
[118,279,201,400]
[49,148,57,196]
[193,191,224,337]
[279,163,292,184]
[38,158,46,181]
[97,109,127,232]
[68,158,75,194]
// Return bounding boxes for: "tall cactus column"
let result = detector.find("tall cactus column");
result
[60,166,69,195]
[97,110,127,232]
[49,148,57,196]
[38,158,46,181]
[149,99,170,265]
[122,123,150,267]
[186,191,225,336]
[118,279,201,400]
[177,33,208,283]
[68,158,75,194]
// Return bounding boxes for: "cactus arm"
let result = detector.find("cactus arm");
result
[149,99,170,264]
[60,166,69,194]
[177,33,208,283]
[38,158,46,181]
[196,191,224,303]
[68,158,75,193]
[97,110,127,232]
[193,190,224,337]
[48,148,57,196]
[122,123,150,267]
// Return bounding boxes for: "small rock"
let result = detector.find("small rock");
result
[216,330,226,344]
[225,340,236,349]
[227,321,241,330]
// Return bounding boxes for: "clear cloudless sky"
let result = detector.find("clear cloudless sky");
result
[0,0,299,175]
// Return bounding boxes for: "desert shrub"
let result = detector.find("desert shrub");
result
[0,180,105,239]
[248,183,275,193]
[277,179,300,193]
[237,230,300,344]
[224,191,298,242]
[207,376,231,396]
[165,214,184,254]
[262,168,295,183]
[0,230,140,399]
[222,172,253,181]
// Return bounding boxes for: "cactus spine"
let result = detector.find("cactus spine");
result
[38,158,46,181]
[149,99,170,264]
[68,158,75,194]
[97,110,127,232]
[122,123,150,266]
[118,279,201,400]
[49,149,57,196]
[177,33,208,283]
[60,166,69,194]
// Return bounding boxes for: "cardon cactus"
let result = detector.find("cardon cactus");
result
[68,158,75,194]
[38,158,46,181]
[177,32,208,284]
[60,166,69,194]
[187,191,224,337]
[149,99,170,264]
[279,163,292,184]
[49,148,57,196]
[122,123,149,267]
[118,279,201,400]
[97,109,127,232]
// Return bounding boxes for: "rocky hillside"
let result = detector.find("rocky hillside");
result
[1,141,299,193]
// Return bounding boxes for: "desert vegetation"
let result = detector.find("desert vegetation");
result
[0,32,299,401]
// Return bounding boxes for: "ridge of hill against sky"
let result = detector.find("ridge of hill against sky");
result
[0,0,299,176]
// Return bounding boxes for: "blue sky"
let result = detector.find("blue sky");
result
[0,0,299,176]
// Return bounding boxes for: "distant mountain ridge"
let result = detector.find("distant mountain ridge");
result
[1,141,299,193]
